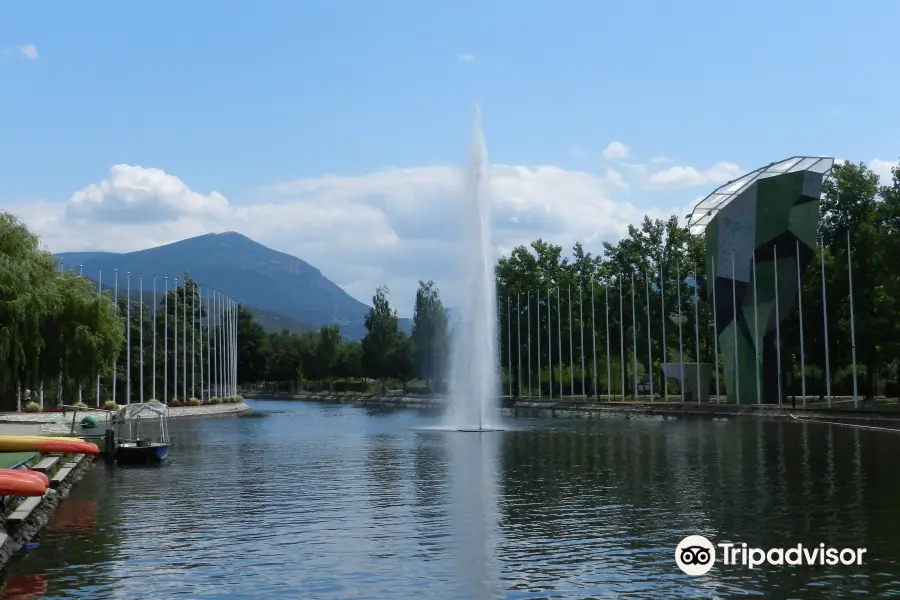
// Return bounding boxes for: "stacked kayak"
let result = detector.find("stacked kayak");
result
[0,436,98,455]
[0,469,49,496]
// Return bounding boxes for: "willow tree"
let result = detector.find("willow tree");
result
[0,212,124,409]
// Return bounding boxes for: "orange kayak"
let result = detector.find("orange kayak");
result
[0,470,48,496]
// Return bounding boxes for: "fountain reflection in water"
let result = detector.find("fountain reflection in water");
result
[447,106,502,432]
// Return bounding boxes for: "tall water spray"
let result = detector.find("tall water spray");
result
[447,106,501,431]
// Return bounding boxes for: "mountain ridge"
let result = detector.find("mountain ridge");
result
[55,232,411,340]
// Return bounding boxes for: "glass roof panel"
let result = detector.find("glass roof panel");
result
[685,156,834,233]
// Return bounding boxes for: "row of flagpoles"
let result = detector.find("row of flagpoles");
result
[499,231,858,408]
[27,264,240,410]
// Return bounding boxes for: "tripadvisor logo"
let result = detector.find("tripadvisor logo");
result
[675,535,868,575]
[676,535,716,575]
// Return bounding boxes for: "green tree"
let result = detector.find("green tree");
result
[362,285,400,392]
[411,280,449,391]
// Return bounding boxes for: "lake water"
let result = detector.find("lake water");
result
[2,399,899,599]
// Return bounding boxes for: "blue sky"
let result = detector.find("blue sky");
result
[1,1,897,314]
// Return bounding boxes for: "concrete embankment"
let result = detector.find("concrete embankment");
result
[0,452,95,570]
[244,392,900,426]
[0,402,252,425]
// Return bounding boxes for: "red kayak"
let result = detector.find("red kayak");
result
[2,470,50,487]
[0,471,48,496]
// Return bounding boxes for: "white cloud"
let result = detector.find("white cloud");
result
[646,162,743,190]
[605,167,628,190]
[19,43,38,60]
[0,43,39,60]
[7,162,689,315]
[871,158,896,184]
[602,141,630,160]
[456,54,475,62]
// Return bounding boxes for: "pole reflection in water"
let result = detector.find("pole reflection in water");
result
[446,431,502,599]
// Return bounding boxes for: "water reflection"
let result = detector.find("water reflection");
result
[446,432,502,598]
[0,574,46,599]
[1,401,899,598]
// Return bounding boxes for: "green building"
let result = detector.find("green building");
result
[687,157,834,404]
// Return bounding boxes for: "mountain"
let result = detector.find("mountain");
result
[55,232,410,340]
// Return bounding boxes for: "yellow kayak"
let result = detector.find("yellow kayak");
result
[0,436,98,455]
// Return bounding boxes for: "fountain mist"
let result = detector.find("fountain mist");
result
[447,106,501,432]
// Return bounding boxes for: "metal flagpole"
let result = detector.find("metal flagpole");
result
[618,275,625,401]
[192,282,196,399]
[568,285,574,397]
[126,272,131,404]
[774,245,782,407]
[676,263,684,402]
[711,258,720,403]
[645,270,654,402]
[693,263,701,403]
[605,281,611,402]
[164,277,168,405]
[660,258,668,402]
[174,278,178,402]
[230,297,233,398]
[548,289,553,399]
[212,289,217,397]
[153,275,157,400]
[819,238,831,408]
[847,230,858,409]
[113,269,118,405]
[218,291,224,397]
[78,265,84,406]
[207,288,212,400]
[199,285,204,401]
[731,253,740,404]
[752,252,761,404]
[140,273,144,403]
[516,294,521,398]
[580,285,585,397]
[507,296,512,398]
[796,241,806,408]
[557,286,563,397]
[591,279,598,398]
[537,290,541,400]
[232,299,237,397]
[526,291,532,398]
[222,294,233,396]
[183,279,187,401]
[96,270,102,404]
[631,272,637,398]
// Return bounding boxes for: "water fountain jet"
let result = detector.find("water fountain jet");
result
[446,106,503,433]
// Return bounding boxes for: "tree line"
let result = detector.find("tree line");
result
[237,282,451,393]
[495,159,900,401]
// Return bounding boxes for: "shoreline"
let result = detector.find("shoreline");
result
[243,392,900,426]
[0,402,252,424]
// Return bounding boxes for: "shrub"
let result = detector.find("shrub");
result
[148,398,163,405]
[103,400,118,411]
[73,401,88,409]
[24,401,40,413]
[210,397,222,404]
[187,398,201,406]
[233,395,243,403]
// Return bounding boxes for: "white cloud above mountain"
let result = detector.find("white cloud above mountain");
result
[15,147,867,316]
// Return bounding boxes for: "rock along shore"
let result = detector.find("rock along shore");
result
[0,402,251,424]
